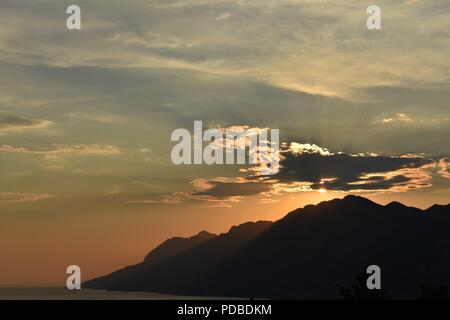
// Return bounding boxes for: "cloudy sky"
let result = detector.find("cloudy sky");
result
[0,0,449,286]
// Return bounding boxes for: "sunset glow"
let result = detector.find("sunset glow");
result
[0,0,449,289]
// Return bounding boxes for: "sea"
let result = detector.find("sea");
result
[0,288,241,300]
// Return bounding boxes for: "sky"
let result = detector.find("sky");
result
[0,0,449,287]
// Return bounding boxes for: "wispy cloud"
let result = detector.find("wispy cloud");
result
[1,1,450,99]
[64,113,127,124]
[378,113,413,124]
[376,112,450,125]
[0,117,52,135]
[438,159,450,179]
[0,192,53,204]
[0,144,120,160]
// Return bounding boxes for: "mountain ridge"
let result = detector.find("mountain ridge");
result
[84,196,450,299]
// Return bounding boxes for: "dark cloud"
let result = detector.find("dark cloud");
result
[191,179,272,198]
[271,150,435,192]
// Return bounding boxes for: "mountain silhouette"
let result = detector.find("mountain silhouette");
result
[84,196,450,299]
[143,230,216,266]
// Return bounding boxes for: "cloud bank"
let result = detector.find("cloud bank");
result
[146,141,444,206]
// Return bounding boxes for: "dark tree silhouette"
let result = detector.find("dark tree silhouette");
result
[418,283,449,300]
[340,272,386,300]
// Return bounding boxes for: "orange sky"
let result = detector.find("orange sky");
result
[1,188,449,287]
